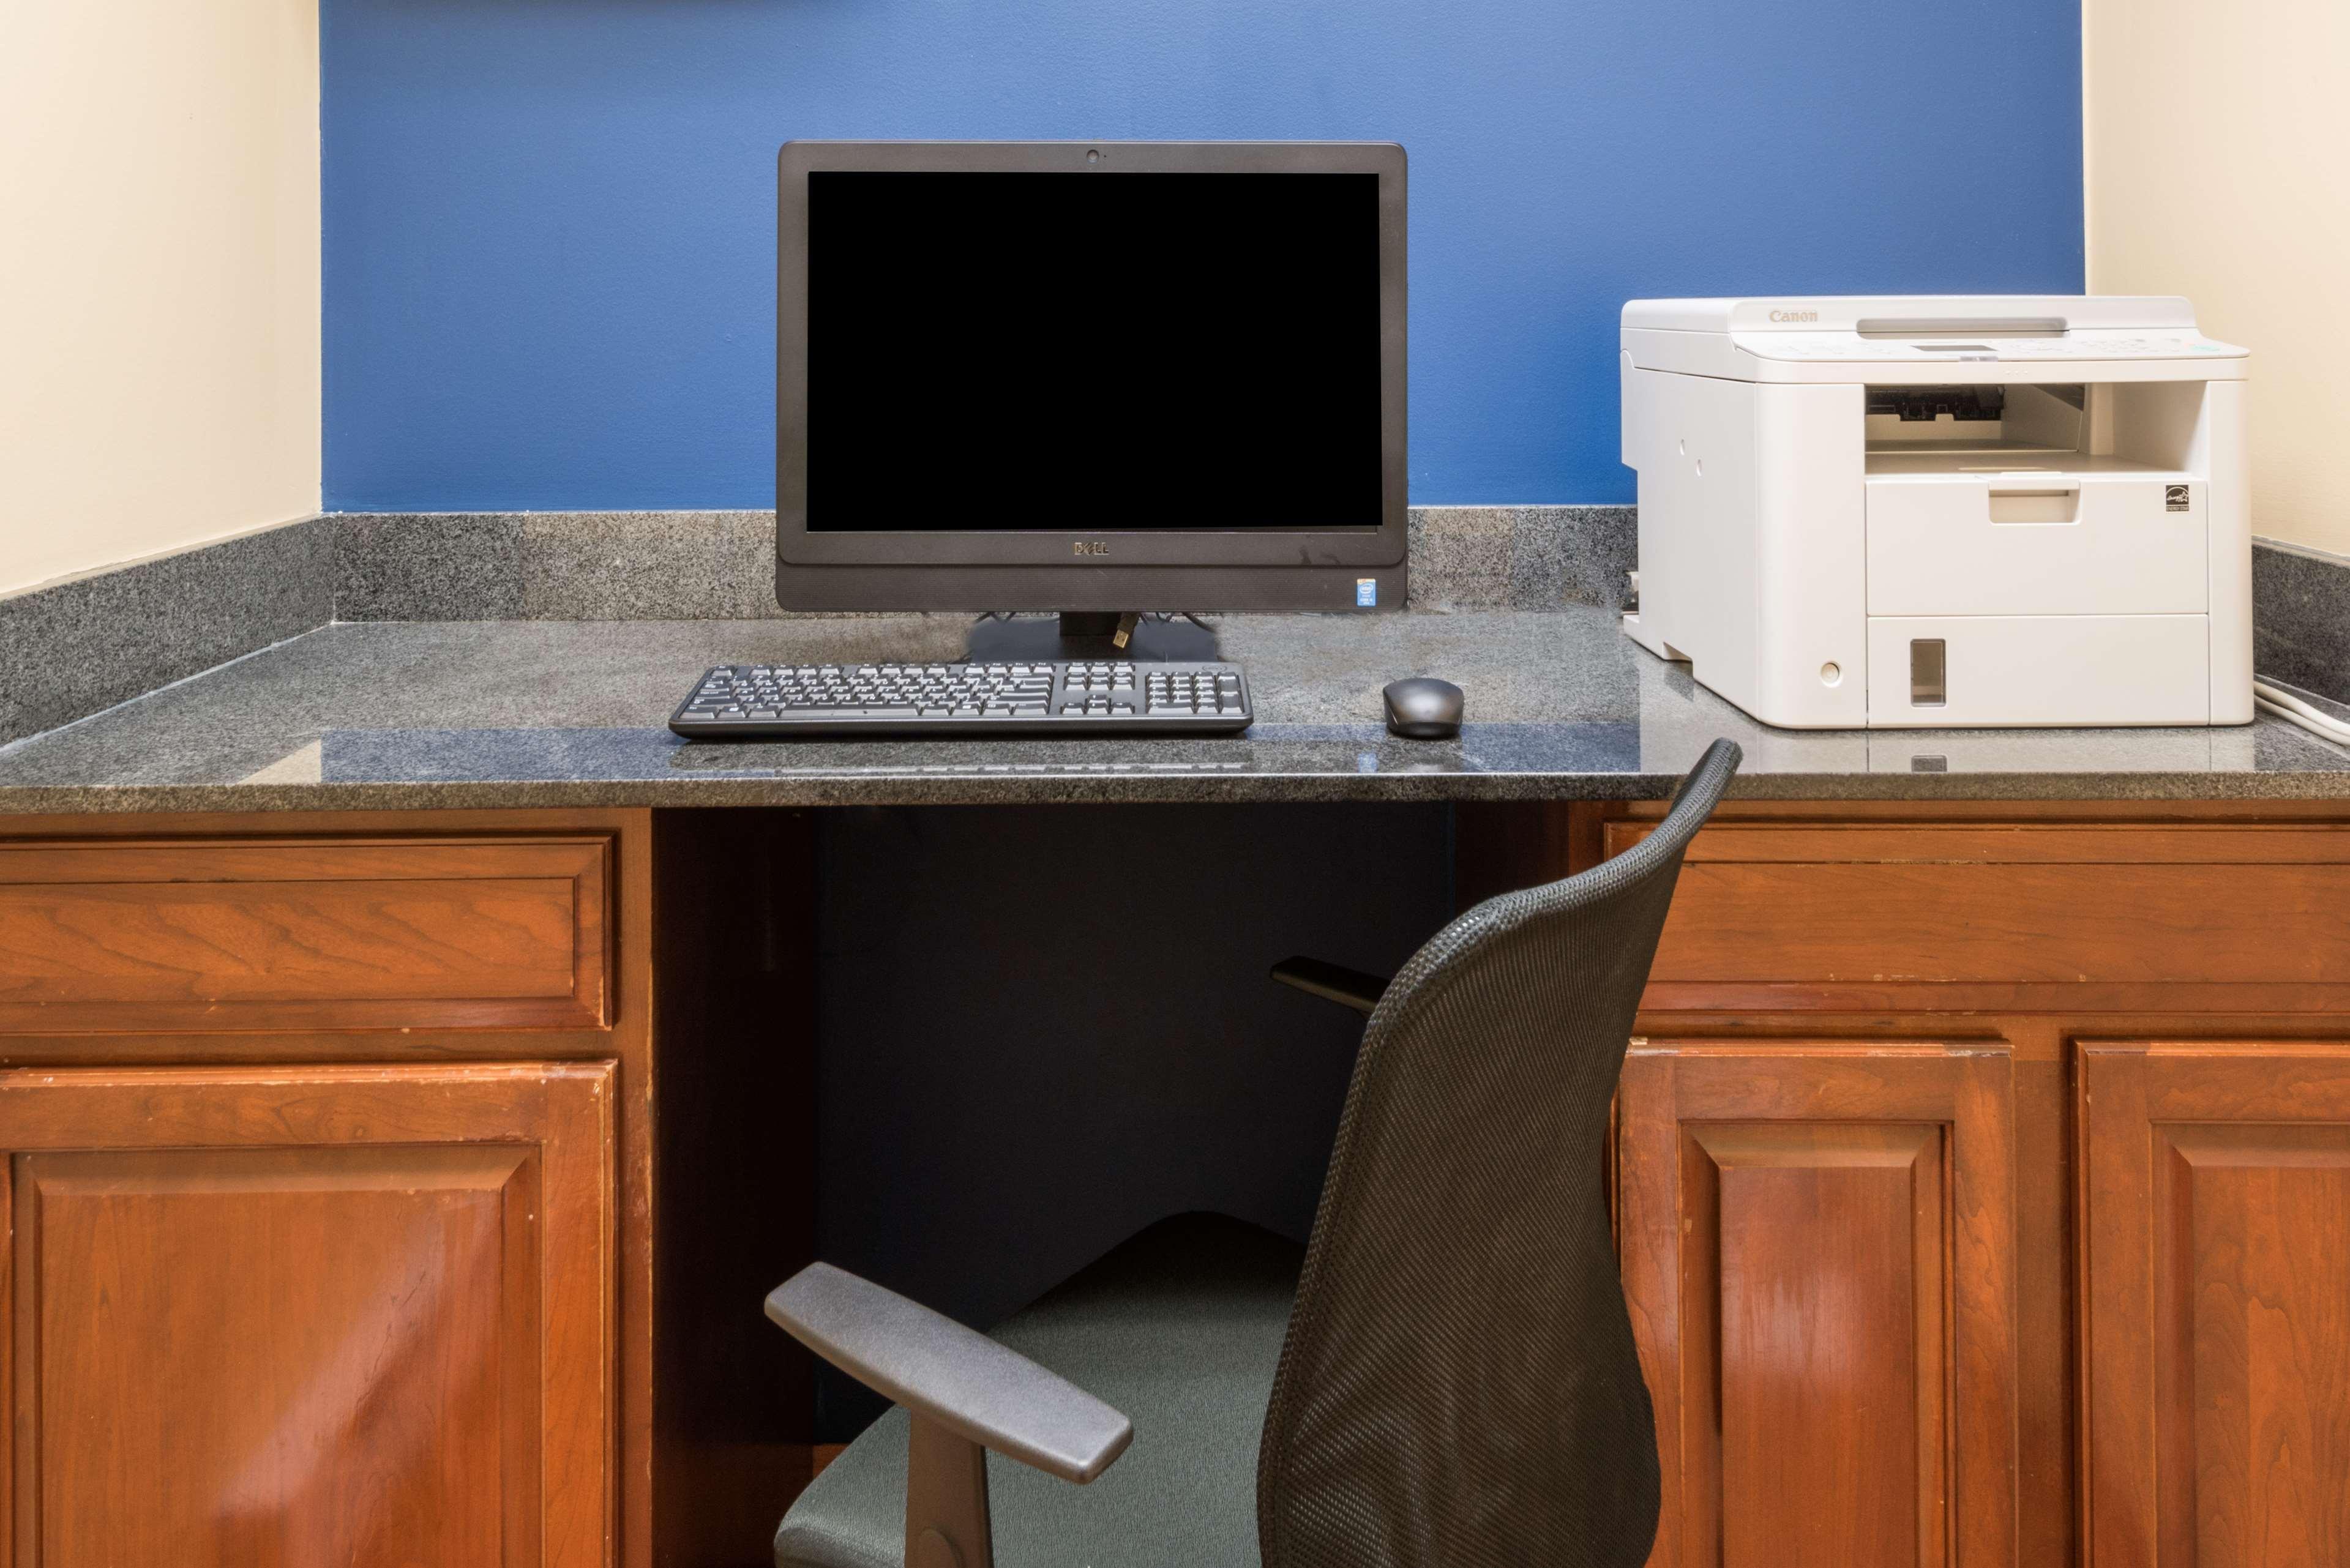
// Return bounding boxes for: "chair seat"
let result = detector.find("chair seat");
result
[777,1213,1304,1568]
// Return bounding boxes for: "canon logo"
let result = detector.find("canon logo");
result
[1072,540,1109,556]
[1768,308,1819,324]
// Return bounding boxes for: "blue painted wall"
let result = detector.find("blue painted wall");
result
[322,0,2084,510]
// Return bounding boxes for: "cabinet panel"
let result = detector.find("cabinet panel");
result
[1706,1123,1947,1567]
[0,1062,614,1568]
[1620,1045,2016,1568]
[2079,1043,2350,1568]
[1604,821,2350,1013]
[0,837,612,1034]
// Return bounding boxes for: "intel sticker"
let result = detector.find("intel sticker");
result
[1355,578,1377,607]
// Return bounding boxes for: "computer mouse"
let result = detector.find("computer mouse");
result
[1383,677,1464,739]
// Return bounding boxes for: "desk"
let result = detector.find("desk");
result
[3,608,2349,1567]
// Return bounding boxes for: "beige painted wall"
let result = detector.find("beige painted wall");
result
[0,0,319,597]
[2087,0,2350,556]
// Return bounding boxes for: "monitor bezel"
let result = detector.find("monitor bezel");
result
[775,140,1407,570]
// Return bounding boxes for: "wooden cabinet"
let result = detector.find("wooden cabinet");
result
[2078,1041,2350,1568]
[0,809,676,1568]
[1480,798,2350,1568]
[2,794,2340,1567]
[0,806,817,1568]
[1618,1043,2016,1568]
[0,1061,615,1567]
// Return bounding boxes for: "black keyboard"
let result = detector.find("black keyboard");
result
[669,661,1252,738]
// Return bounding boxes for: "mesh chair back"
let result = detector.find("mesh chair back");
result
[1256,740,1741,1568]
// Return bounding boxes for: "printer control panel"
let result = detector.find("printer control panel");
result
[1733,331,2240,363]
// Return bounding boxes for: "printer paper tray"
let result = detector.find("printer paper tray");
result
[1866,473,2206,618]
[1865,614,2211,728]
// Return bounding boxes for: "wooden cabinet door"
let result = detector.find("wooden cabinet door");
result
[2079,1042,2350,1568]
[0,1061,615,1568]
[1619,1043,2018,1568]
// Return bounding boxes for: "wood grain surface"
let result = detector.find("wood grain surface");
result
[2079,1041,2350,1568]
[0,836,612,1033]
[1619,1042,2018,1568]
[1605,819,2350,1014]
[0,1061,615,1568]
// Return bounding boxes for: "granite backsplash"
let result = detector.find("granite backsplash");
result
[0,521,332,748]
[2253,539,2350,706]
[327,506,1638,622]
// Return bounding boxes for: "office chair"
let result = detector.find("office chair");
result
[766,739,1743,1568]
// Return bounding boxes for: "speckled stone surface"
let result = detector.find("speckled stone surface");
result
[0,518,329,747]
[2,610,2344,815]
[2255,538,2350,704]
[1511,506,1639,611]
[1405,509,1514,608]
[520,511,778,619]
[334,513,524,621]
[1410,506,1637,611]
[336,507,1640,620]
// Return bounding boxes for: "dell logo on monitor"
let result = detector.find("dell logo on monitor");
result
[1072,540,1110,556]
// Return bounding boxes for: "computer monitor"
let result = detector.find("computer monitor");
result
[773,140,1407,624]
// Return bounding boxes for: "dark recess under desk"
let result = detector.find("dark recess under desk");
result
[806,799,1451,1439]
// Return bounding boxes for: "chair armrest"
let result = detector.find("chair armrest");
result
[766,1262,1132,1484]
[1270,955,1391,1015]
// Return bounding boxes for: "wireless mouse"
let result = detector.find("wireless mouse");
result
[1383,676,1465,739]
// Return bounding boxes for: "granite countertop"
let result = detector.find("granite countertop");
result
[0,609,2346,813]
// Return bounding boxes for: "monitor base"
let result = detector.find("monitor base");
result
[962,612,1219,663]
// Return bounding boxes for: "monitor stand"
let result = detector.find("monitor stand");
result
[963,611,1219,663]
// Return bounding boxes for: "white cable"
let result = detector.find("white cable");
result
[2255,680,2350,749]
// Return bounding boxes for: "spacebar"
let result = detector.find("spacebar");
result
[776,705,918,717]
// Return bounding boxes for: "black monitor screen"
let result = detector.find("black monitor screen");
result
[805,171,1383,532]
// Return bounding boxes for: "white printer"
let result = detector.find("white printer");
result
[1619,296,2250,727]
